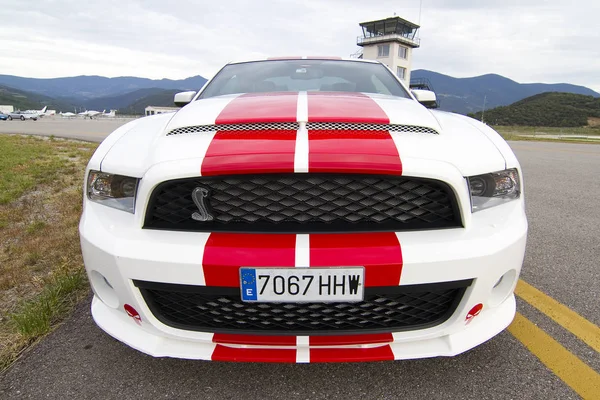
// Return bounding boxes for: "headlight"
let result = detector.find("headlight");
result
[87,170,139,213]
[468,168,520,212]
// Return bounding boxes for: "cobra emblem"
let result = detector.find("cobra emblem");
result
[191,187,214,222]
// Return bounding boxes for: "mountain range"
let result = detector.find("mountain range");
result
[468,92,600,127]
[411,70,599,115]
[0,71,597,116]
[0,75,207,101]
[0,85,75,112]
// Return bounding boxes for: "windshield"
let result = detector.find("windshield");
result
[198,60,411,99]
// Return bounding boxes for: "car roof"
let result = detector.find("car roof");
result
[227,57,380,66]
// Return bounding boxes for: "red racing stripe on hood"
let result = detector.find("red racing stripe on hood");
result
[306,92,402,174]
[309,233,403,287]
[307,92,389,123]
[202,233,296,287]
[215,93,298,124]
[201,130,296,175]
[201,93,298,175]
[308,129,402,174]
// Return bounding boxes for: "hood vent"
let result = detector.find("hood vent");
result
[305,122,438,134]
[167,122,438,136]
[167,123,299,136]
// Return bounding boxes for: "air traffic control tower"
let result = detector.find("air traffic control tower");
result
[357,16,420,84]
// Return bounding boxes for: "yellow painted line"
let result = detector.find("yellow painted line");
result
[508,313,600,399]
[516,280,600,353]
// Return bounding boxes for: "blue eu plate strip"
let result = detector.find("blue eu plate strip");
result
[240,268,258,301]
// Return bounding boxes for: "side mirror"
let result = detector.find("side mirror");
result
[412,89,437,108]
[174,91,197,107]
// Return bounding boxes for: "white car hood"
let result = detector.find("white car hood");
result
[100,93,507,177]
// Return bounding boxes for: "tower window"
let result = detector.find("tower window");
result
[398,46,408,59]
[377,44,390,57]
[397,66,406,80]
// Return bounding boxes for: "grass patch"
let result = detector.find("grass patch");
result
[495,126,600,144]
[0,135,78,205]
[0,135,97,371]
[10,268,86,341]
[25,220,47,235]
[494,125,600,136]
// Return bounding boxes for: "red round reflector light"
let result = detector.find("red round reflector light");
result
[465,303,483,324]
[124,304,142,325]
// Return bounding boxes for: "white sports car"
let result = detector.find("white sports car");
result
[80,57,527,363]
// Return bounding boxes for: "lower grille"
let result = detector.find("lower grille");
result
[134,280,471,335]
[143,174,462,233]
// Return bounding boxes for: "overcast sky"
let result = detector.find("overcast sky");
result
[0,0,598,91]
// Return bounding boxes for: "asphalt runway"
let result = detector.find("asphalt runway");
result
[0,123,599,399]
[0,117,136,142]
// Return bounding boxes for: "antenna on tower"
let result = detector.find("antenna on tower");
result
[418,0,423,25]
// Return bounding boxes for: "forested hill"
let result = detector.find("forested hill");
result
[411,70,599,115]
[468,92,600,127]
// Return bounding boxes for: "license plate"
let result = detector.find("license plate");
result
[240,267,364,303]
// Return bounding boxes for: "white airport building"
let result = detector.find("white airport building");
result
[145,106,179,116]
[357,16,421,85]
[0,105,15,113]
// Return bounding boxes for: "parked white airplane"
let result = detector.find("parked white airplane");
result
[78,109,105,119]
[99,110,116,118]
[60,112,76,118]
[24,106,48,117]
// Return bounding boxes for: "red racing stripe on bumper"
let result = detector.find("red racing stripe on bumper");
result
[202,233,296,287]
[309,345,394,362]
[309,333,393,346]
[309,233,403,287]
[211,345,296,362]
[213,333,296,346]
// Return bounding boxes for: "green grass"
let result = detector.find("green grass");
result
[0,135,93,205]
[494,125,600,144]
[494,125,600,136]
[0,134,98,372]
[26,220,47,234]
[10,269,86,341]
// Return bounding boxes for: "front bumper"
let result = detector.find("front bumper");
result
[80,192,527,362]
[91,294,516,362]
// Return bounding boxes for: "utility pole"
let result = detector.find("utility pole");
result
[481,95,487,123]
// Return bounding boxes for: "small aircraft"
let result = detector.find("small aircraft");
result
[78,109,105,119]
[60,112,76,118]
[99,110,116,118]
[24,106,48,118]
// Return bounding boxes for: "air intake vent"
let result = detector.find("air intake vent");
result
[134,280,472,335]
[167,122,439,136]
[305,122,439,134]
[167,123,299,136]
[144,174,462,233]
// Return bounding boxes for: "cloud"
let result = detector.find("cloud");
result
[0,0,598,91]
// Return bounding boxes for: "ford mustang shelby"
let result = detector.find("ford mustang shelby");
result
[80,57,527,363]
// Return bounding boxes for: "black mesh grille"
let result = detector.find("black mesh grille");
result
[144,174,461,233]
[134,280,470,335]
